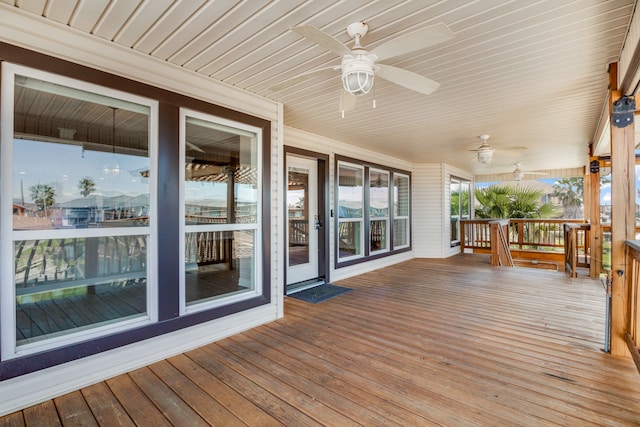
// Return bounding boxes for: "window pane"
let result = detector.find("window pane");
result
[338,164,363,218]
[371,219,388,252]
[15,236,148,345]
[13,75,150,230]
[394,174,409,217]
[185,117,258,225]
[370,171,389,218]
[185,230,255,305]
[339,222,361,257]
[461,181,470,219]
[451,178,461,243]
[394,218,408,247]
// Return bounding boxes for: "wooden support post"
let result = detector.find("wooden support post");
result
[609,62,634,358]
[588,157,602,278]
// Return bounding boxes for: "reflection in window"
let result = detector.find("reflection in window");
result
[15,236,148,345]
[393,173,410,248]
[4,68,155,354]
[370,169,389,253]
[182,113,260,309]
[12,75,150,230]
[338,163,364,260]
[450,177,470,246]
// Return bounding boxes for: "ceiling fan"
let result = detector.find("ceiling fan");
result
[512,163,546,182]
[468,134,527,165]
[268,21,454,112]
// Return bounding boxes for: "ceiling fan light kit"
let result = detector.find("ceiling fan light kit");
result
[271,21,454,112]
[342,56,375,95]
[477,149,493,164]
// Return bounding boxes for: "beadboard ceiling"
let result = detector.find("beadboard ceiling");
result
[0,0,636,176]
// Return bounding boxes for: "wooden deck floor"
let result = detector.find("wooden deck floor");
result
[3,255,640,426]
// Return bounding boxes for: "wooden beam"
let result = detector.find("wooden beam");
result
[609,62,635,358]
[588,157,602,278]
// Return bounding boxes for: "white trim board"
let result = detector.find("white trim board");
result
[0,304,277,416]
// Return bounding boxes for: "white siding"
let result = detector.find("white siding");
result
[412,164,444,258]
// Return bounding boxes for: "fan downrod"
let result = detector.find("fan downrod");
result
[347,22,368,47]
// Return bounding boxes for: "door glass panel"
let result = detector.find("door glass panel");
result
[288,167,310,267]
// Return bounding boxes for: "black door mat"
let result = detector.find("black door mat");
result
[287,284,352,304]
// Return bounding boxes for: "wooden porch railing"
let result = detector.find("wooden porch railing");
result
[489,220,514,267]
[564,223,591,278]
[461,218,588,272]
[625,241,640,373]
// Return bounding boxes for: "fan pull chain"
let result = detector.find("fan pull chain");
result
[372,83,376,108]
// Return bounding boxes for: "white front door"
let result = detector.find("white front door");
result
[286,156,319,285]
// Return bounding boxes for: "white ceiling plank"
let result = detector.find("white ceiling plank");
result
[92,0,142,41]
[150,1,246,60]
[112,0,174,47]
[69,0,109,32]
[43,0,77,24]
[132,0,206,53]
[169,0,278,67]
[16,0,45,15]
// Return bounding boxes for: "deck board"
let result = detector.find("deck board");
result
[2,255,640,426]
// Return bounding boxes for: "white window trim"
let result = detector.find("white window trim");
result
[369,168,390,255]
[1,62,159,360]
[337,161,365,261]
[393,172,411,250]
[178,108,263,315]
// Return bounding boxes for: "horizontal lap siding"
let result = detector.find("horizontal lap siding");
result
[413,164,444,258]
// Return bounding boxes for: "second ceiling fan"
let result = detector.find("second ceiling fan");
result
[269,21,454,112]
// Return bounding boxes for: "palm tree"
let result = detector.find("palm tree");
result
[475,184,558,219]
[29,184,56,217]
[551,177,583,219]
[78,177,96,198]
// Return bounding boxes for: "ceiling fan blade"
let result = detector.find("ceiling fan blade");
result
[267,66,338,92]
[339,89,357,113]
[372,23,454,61]
[376,64,440,95]
[292,25,351,57]
[186,141,204,153]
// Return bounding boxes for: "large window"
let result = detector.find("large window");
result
[393,173,410,248]
[180,111,261,313]
[1,64,157,358]
[370,169,390,253]
[450,177,470,246]
[337,162,364,261]
[336,158,410,266]
[0,53,270,380]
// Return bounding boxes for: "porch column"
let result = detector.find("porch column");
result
[587,156,602,278]
[609,62,635,358]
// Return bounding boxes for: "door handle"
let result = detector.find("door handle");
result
[314,215,322,230]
